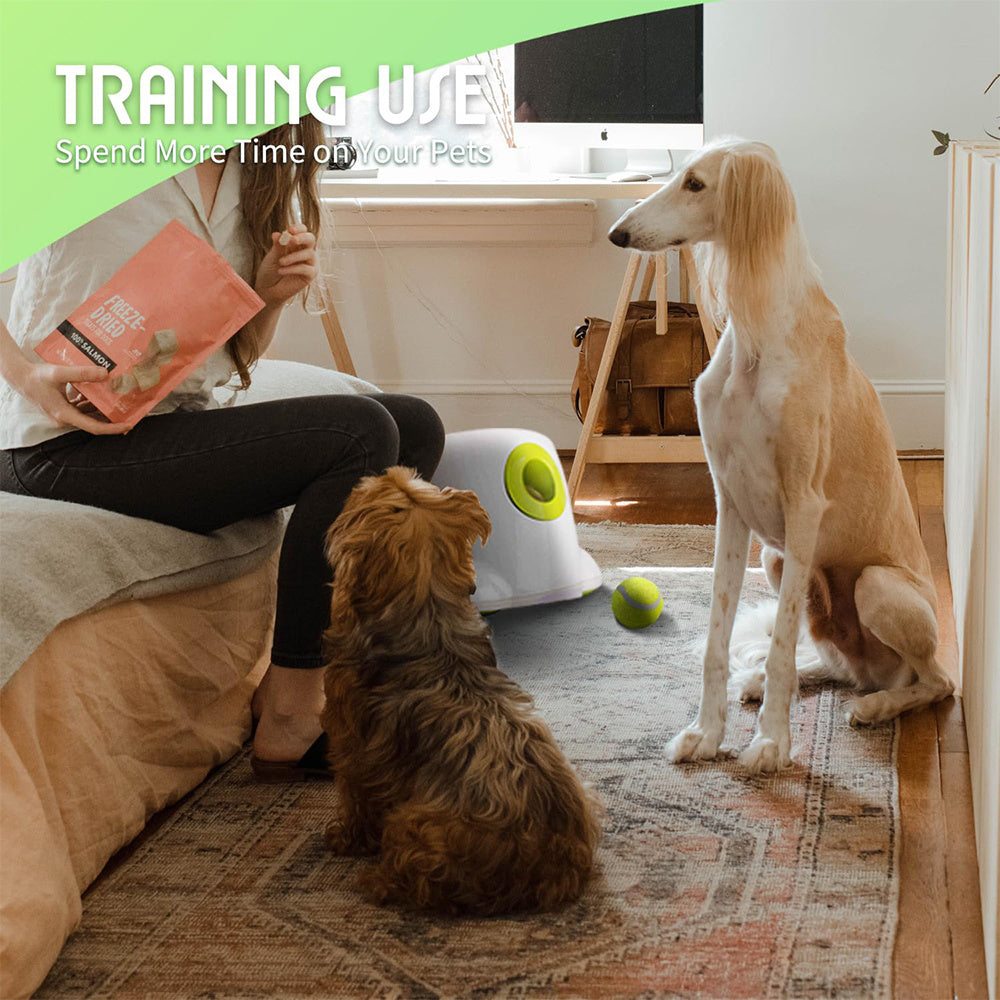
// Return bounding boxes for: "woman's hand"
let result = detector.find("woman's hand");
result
[16,363,129,435]
[1,321,127,434]
[253,223,318,309]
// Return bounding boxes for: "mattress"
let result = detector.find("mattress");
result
[0,556,276,999]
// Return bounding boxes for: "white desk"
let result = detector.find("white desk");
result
[319,175,663,201]
[316,173,666,374]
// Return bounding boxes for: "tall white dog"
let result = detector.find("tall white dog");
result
[608,138,953,774]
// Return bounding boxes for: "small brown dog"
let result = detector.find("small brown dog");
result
[321,466,602,915]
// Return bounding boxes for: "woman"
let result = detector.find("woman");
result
[0,118,445,778]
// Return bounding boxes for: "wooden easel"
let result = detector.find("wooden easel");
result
[566,247,720,503]
[317,280,358,377]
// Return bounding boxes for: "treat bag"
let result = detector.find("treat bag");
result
[35,219,264,425]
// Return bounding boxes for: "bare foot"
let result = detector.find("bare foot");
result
[251,669,271,722]
[252,665,325,762]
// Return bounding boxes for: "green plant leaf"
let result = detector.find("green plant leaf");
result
[931,129,950,144]
[933,144,948,155]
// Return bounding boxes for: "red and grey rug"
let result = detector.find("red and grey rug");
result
[40,525,898,999]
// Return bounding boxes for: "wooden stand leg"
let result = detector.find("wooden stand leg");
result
[567,251,643,501]
[682,246,719,355]
[317,283,358,377]
[639,256,656,300]
[679,252,691,302]
[655,253,668,336]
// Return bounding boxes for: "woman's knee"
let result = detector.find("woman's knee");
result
[300,393,400,474]
[371,394,445,479]
[346,395,401,472]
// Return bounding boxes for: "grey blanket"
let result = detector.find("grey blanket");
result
[0,360,380,687]
[0,496,284,688]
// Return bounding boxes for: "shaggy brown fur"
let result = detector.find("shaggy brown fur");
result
[321,467,603,915]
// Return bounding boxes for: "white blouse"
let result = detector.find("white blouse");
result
[0,157,253,450]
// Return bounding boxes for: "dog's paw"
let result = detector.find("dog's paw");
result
[667,725,725,763]
[357,864,396,905]
[729,665,766,703]
[325,821,378,856]
[738,735,791,774]
[845,691,892,727]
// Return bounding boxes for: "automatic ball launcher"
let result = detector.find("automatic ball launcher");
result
[432,428,601,613]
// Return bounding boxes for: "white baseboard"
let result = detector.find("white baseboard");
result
[871,379,944,451]
[375,378,945,452]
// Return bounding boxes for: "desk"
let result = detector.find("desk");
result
[320,175,664,201]
[316,173,663,374]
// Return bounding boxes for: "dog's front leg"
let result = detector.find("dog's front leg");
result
[739,501,822,774]
[326,775,382,856]
[668,490,750,762]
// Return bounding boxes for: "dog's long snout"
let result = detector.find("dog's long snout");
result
[608,226,631,248]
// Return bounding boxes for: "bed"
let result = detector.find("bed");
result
[0,361,378,997]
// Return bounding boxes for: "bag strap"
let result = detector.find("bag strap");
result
[572,319,596,420]
[612,317,634,421]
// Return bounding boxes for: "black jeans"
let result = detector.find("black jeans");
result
[0,394,445,668]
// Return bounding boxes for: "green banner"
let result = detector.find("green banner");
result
[0,0,702,270]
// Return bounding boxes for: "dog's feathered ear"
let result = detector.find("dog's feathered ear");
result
[717,143,796,348]
[325,492,365,570]
[718,143,795,258]
[325,517,344,569]
[439,487,491,547]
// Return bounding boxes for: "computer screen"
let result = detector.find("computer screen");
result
[513,8,703,150]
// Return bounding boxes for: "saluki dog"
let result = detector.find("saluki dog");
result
[608,138,953,773]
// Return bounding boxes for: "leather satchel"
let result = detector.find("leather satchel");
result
[571,300,710,436]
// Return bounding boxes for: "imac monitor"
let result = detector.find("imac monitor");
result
[513,7,703,167]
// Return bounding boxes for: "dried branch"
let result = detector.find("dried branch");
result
[466,51,516,147]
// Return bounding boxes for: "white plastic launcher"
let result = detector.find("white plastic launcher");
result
[432,428,602,613]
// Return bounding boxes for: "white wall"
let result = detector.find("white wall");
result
[270,0,998,451]
[703,0,998,450]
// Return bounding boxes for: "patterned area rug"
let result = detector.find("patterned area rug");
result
[40,524,898,999]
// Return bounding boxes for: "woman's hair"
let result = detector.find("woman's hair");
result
[231,115,326,388]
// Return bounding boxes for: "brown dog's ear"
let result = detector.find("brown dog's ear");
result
[441,487,491,547]
[325,502,360,570]
[323,471,387,570]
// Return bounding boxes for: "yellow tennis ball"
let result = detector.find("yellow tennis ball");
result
[612,576,663,629]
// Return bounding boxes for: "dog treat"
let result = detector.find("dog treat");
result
[142,328,179,365]
[130,360,162,392]
[34,220,263,426]
[110,372,138,395]
[125,327,177,391]
[278,229,292,246]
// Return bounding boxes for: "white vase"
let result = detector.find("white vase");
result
[489,145,531,174]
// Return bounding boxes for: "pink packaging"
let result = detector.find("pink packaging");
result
[35,219,264,426]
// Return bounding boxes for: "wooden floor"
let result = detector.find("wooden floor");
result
[565,456,989,999]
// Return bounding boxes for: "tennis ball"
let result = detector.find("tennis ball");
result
[612,576,663,629]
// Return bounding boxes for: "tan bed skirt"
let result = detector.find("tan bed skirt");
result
[0,556,276,998]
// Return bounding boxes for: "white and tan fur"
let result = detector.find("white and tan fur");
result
[608,138,953,774]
